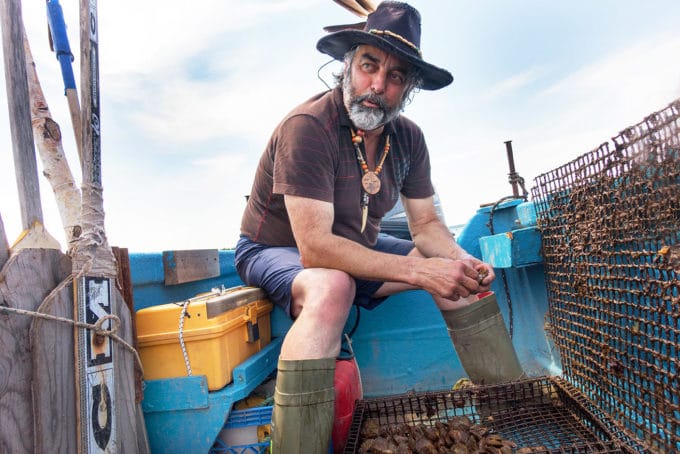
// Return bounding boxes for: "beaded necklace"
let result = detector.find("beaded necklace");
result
[350,128,391,232]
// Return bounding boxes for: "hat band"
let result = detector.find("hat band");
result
[368,29,422,58]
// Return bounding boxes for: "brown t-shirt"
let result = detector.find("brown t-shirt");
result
[240,87,435,248]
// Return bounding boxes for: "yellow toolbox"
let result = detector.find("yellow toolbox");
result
[135,286,273,391]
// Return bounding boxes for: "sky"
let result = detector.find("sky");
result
[1,0,680,253]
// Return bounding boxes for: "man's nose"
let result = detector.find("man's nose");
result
[370,74,386,94]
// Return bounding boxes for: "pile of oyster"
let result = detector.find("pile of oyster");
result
[358,415,543,453]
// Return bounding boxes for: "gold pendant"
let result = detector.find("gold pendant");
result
[361,171,381,195]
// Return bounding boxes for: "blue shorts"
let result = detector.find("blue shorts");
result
[234,234,415,317]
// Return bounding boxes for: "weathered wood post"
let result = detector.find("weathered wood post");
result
[0,0,40,231]
[0,0,59,252]
[0,1,67,452]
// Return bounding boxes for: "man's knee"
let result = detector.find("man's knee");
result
[291,268,355,319]
[323,268,356,297]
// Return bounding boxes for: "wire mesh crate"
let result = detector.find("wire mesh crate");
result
[344,376,642,453]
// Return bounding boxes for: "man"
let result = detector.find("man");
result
[235,2,518,452]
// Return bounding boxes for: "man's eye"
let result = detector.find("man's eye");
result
[361,62,376,72]
[389,73,406,85]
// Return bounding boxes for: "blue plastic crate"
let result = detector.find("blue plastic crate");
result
[210,440,269,454]
[210,406,272,454]
[210,406,334,454]
[142,337,283,454]
[225,406,273,429]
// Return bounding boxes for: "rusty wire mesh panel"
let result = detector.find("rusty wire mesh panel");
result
[344,377,638,453]
[532,99,680,453]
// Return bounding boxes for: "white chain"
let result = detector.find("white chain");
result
[178,299,192,376]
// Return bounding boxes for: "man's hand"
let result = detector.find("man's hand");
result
[416,256,495,301]
[460,254,495,291]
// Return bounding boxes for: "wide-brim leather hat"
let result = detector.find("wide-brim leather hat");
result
[317,1,453,90]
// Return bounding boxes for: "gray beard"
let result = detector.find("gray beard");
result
[343,75,402,131]
[347,103,385,131]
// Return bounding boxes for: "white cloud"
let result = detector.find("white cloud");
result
[519,33,680,172]
[103,150,254,251]
[433,33,680,227]
[97,0,324,75]
[482,66,545,102]
[2,1,680,253]
[116,56,319,145]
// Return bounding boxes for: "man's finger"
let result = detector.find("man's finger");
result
[475,264,494,283]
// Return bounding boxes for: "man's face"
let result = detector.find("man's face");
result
[343,44,412,131]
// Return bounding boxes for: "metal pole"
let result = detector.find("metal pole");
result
[504,140,519,198]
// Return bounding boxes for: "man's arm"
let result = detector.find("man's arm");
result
[402,195,495,287]
[285,194,488,299]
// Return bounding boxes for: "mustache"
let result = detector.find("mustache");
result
[352,93,388,111]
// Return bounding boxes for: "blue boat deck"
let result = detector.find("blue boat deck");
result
[130,198,556,453]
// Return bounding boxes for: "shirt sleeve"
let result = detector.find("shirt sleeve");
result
[400,123,435,199]
[273,114,336,203]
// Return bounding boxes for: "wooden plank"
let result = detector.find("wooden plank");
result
[112,246,144,403]
[30,276,77,453]
[0,248,71,453]
[111,289,147,454]
[163,249,219,285]
[0,0,43,229]
[140,376,210,414]
[479,227,543,268]
[516,200,538,227]
[112,247,134,315]
[1,0,61,253]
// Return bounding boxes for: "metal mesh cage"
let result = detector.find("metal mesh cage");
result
[344,377,641,453]
[531,99,680,453]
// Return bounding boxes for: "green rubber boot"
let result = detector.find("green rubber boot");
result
[441,292,524,385]
[271,358,336,454]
